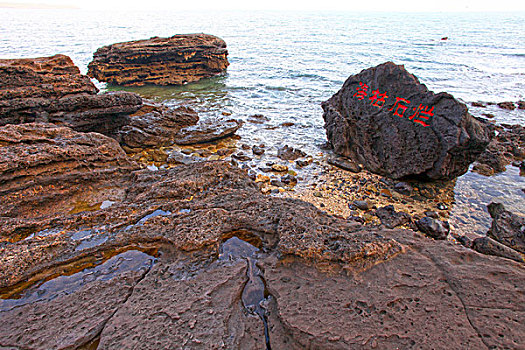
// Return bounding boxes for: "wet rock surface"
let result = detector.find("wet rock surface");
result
[471,236,524,263]
[174,118,241,145]
[487,202,525,254]
[0,54,142,134]
[473,123,525,175]
[277,145,306,160]
[0,122,523,349]
[322,62,493,180]
[88,34,229,86]
[118,101,199,148]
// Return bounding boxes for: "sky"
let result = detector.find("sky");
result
[1,0,525,12]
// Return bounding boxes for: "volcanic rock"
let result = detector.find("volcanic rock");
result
[322,62,493,180]
[487,202,525,254]
[173,118,241,145]
[415,216,450,240]
[497,101,516,110]
[0,54,142,134]
[118,101,199,148]
[0,123,139,223]
[375,205,411,229]
[472,237,524,263]
[88,34,229,86]
[473,123,525,175]
[328,155,361,173]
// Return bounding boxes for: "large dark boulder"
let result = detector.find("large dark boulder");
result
[322,62,493,180]
[0,54,142,134]
[87,34,229,86]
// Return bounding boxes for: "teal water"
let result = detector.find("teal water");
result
[1,9,524,234]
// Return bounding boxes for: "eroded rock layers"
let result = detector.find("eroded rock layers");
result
[0,122,523,350]
[0,54,142,134]
[87,34,229,86]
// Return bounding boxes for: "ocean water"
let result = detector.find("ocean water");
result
[1,9,524,234]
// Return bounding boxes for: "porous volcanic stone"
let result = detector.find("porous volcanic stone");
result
[322,62,493,180]
[88,34,229,86]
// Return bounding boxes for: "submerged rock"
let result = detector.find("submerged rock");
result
[322,62,492,180]
[277,145,306,160]
[487,202,525,254]
[88,34,229,86]
[0,54,142,134]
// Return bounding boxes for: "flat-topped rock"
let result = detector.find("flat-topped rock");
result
[119,100,241,148]
[0,54,142,134]
[322,62,493,180]
[87,33,229,86]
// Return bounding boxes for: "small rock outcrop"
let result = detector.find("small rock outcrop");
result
[0,54,142,134]
[119,100,241,148]
[322,62,493,180]
[487,202,525,254]
[473,124,524,175]
[87,34,229,86]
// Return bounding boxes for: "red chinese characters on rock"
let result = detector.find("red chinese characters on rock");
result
[389,97,411,118]
[369,90,389,108]
[352,81,434,127]
[352,82,369,100]
[409,104,434,127]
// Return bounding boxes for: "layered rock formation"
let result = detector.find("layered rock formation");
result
[322,62,493,180]
[119,100,241,148]
[0,54,142,134]
[87,34,229,86]
[0,122,523,349]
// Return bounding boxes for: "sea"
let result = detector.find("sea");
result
[1,9,524,234]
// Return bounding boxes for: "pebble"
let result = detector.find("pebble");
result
[437,203,448,210]
[252,146,265,155]
[352,200,370,211]
[271,164,288,172]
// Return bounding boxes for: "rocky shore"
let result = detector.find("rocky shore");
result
[0,51,523,349]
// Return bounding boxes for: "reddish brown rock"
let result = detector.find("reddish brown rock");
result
[0,122,523,349]
[322,62,493,180]
[0,54,142,134]
[87,34,229,86]
[0,122,138,222]
[119,100,241,148]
